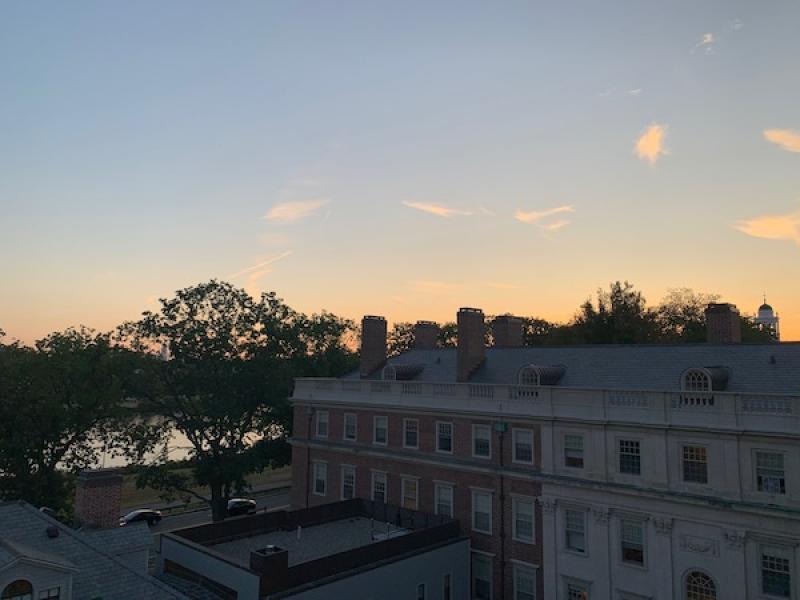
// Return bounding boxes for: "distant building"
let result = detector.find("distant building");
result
[756,296,781,340]
[158,499,469,599]
[0,470,183,600]
[290,305,800,600]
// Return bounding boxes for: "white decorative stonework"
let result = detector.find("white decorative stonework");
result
[724,530,746,550]
[592,507,610,525]
[652,516,673,536]
[540,497,556,514]
[680,535,719,556]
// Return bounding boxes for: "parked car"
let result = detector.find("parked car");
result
[227,498,257,517]
[120,509,162,527]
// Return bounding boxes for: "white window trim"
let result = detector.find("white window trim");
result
[471,489,493,534]
[759,543,793,598]
[416,582,426,600]
[343,412,357,442]
[512,427,535,465]
[617,437,643,477]
[754,448,787,496]
[563,432,585,470]
[315,410,329,439]
[312,461,327,496]
[340,465,356,500]
[512,561,539,600]
[619,518,648,570]
[373,415,388,446]
[472,423,492,459]
[563,507,588,556]
[435,483,454,517]
[680,443,709,485]
[370,469,387,502]
[403,418,420,449]
[401,476,419,510]
[471,551,494,600]
[512,495,536,544]
[436,421,454,454]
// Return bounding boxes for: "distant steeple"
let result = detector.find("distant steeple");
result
[755,295,780,340]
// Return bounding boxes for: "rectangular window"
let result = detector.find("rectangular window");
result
[416,583,426,600]
[435,483,454,517]
[513,497,535,544]
[340,465,355,500]
[564,434,584,469]
[472,490,492,534]
[567,583,589,600]
[762,550,791,597]
[514,564,536,600]
[343,413,357,441]
[401,477,419,510]
[371,471,387,503]
[513,429,534,464]
[565,509,586,553]
[373,415,388,445]
[443,574,452,600]
[618,439,641,475]
[756,451,786,495]
[473,423,492,458]
[472,553,493,600]
[620,520,645,566]
[312,462,327,496]
[38,590,61,600]
[682,445,708,484]
[315,411,329,438]
[437,422,453,453]
[404,418,419,449]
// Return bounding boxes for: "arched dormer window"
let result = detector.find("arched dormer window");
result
[682,369,712,394]
[680,368,722,407]
[685,570,716,600]
[518,366,541,387]
[517,365,566,397]
[2,580,34,600]
[382,365,397,381]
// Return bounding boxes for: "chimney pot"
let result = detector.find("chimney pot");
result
[413,321,439,350]
[492,315,524,348]
[705,303,742,344]
[74,468,123,529]
[360,316,387,377]
[457,308,486,382]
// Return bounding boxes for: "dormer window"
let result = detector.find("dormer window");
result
[2,581,33,600]
[682,369,711,394]
[679,367,728,407]
[518,366,541,387]
[517,364,566,397]
[382,365,397,380]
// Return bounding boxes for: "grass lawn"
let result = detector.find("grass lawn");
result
[120,465,292,511]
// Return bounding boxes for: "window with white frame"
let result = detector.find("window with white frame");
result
[2,581,33,600]
[315,410,329,438]
[312,461,327,496]
[38,589,61,600]
[473,424,492,458]
[373,415,388,445]
[513,429,534,464]
[401,477,419,510]
[371,471,387,503]
[435,483,454,517]
[416,583,426,600]
[437,421,453,453]
[566,582,589,600]
[682,369,711,393]
[761,547,792,597]
[685,571,716,600]
[618,439,641,475]
[519,366,540,387]
[682,445,708,484]
[340,465,355,500]
[514,564,537,600]
[404,418,419,449]
[564,509,586,553]
[564,434,584,469]
[620,519,645,566]
[756,451,786,495]
[443,574,451,600]
[512,497,535,544]
[472,490,492,534]
[343,413,357,441]
[472,553,493,600]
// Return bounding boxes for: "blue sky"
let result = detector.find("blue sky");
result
[2,1,799,342]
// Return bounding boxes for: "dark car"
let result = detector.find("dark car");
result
[227,498,257,517]
[120,509,162,527]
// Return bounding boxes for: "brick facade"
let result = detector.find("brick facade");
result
[74,468,124,529]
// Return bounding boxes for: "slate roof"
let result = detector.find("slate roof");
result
[350,343,800,395]
[0,502,185,600]
[80,521,153,556]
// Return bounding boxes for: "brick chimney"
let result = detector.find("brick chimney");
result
[360,316,387,377]
[492,315,524,348]
[457,308,486,382]
[414,321,439,350]
[74,469,123,529]
[705,303,742,344]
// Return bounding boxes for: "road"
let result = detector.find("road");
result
[151,487,291,534]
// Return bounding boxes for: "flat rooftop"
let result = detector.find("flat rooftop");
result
[209,516,409,566]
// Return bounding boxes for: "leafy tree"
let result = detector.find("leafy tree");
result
[0,328,127,511]
[655,288,719,342]
[118,280,355,521]
[569,281,659,344]
[438,322,458,348]
[387,322,414,356]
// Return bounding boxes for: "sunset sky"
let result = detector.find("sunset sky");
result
[2,1,799,344]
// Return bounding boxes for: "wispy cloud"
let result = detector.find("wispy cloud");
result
[692,32,715,53]
[764,129,800,153]
[635,123,668,164]
[541,220,572,232]
[626,88,643,96]
[515,205,575,225]
[735,211,800,246]
[229,251,293,279]
[264,199,330,223]
[402,201,473,218]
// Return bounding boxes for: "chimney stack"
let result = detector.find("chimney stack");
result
[74,469,123,529]
[414,321,439,350]
[492,315,524,348]
[705,303,742,344]
[360,316,387,377]
[457,308,486,382]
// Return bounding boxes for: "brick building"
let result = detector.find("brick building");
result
[290,306,800,600]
